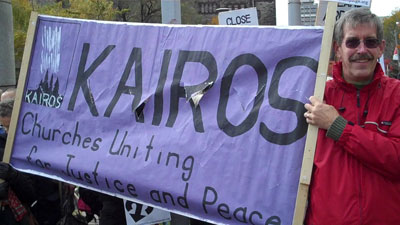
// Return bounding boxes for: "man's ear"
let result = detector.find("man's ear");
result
[333,41,341,61]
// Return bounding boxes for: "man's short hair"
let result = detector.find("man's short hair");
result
[334,8,383,45]
[1,88,16,102]
[0,100,14,118]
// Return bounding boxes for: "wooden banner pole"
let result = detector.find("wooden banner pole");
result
[292,2,337,225]
[2,12,39,164]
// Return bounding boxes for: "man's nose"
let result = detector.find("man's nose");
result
[356,41,368,53]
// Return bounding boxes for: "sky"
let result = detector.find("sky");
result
[276,0,400,26]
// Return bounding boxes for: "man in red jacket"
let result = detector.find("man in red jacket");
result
[304,8,400,225]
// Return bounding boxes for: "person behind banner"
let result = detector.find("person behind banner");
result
[0,87,16,147]
[0,99,37,225]
[304,8,400,224]
[1,87,16,102]
[0,99,61,225]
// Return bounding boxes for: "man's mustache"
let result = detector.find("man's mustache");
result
[350,54,374,62]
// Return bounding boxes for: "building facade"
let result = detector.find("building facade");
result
[300,0,318,26]
[194,0,276,25]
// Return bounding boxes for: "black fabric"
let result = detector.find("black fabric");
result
[56,214,87,225]
[0,206,30,225]
[98,194,126,225]
[0,180,9,200]
[78,188,102,216]
[8,171,36,206]
[30,175,61,225]
[79,188,126,225]
[0,161,18,181]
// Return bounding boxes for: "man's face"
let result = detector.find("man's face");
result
[0,117,10,133]
[335,23,385,83]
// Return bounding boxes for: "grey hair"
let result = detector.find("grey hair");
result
[0,99,14,118]
[334,8,383,45]
[1,87,16,101]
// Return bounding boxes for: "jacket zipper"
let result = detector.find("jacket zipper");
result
[357,89,360,125]
[356,89,363,224]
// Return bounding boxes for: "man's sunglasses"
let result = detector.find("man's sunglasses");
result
[345,37,381,49]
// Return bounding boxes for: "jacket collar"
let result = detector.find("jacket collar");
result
[332,61,384,92]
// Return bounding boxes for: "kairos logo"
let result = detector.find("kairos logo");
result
[25,70,64,109]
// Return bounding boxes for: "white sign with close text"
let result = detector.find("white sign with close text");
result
[218,7,259,26]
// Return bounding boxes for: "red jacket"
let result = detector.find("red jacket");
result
[306,62,400,225]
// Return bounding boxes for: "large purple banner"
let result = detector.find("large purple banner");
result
[11,15,322,225]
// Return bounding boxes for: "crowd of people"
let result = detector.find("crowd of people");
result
[1,7,399,225]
